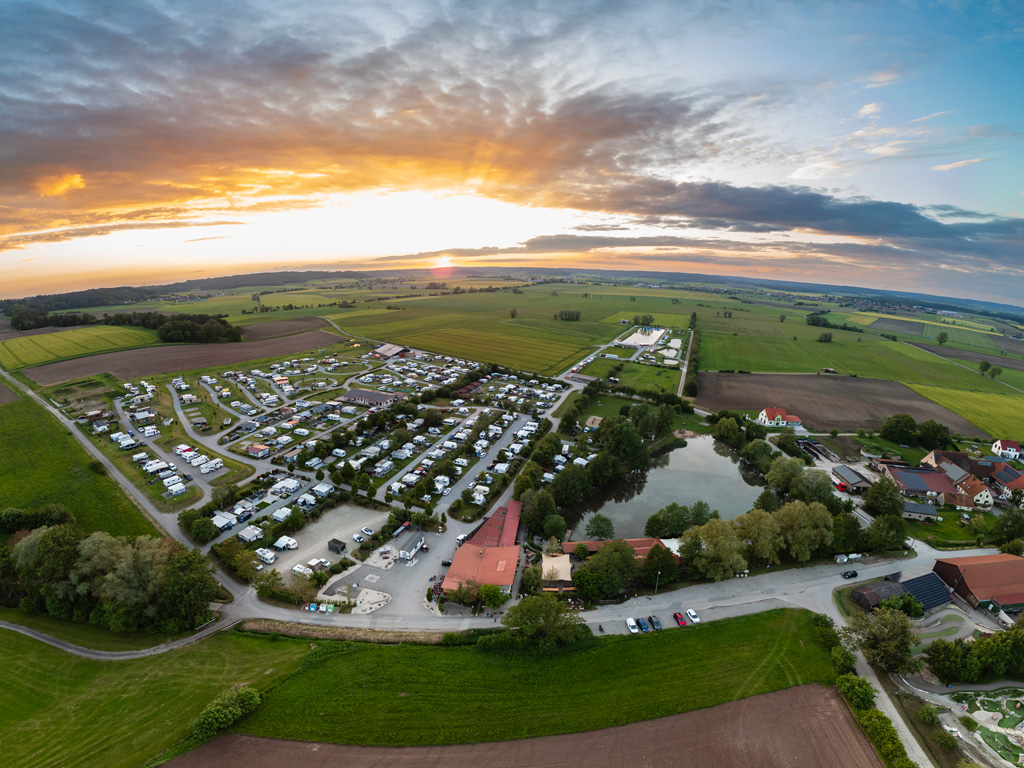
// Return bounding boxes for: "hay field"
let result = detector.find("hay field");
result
[0,326,158,370]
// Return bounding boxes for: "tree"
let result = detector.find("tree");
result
[988,366,1003,381]
[997,506,1024,543]
[775,501,833,563]
[766,457,805,495]
[865,514,908,552]
[501,594,586,645]
[979,360,991,376]
[741,439,775,473]
[836,673,877,710]
[644,502,691,538]
[831,645,857,675]
[573,542,590,560]
[937,331,949,345]
[934,732,957,752]
[789,469,838,507]
[843,607,921,674]
[713,417,743,449]
[190,517,219,545]
[572,539,638,599]
[917,705,939,725]
[639,543,677,587]
[543,514,567,540]
[917,419,950,450]
[880,593,924,618]
[817,331,832,342]
[779,314,786,323]
[160,547,219,631]
[680,518,746,581]
[880,414,917,445]
[550,464,589,507]
[734,508,783,565]
[753,488,780,513]
[520,565,542,594]
[478,583,510,610]
[586,451,617,488]
[509,308,518,318]
[585,513,615,540]
[522,489,557,532]
[862,477,903,519]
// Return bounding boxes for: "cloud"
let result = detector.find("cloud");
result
[931,158,990,171]
[860,67,901,89]
[856,102,881,118]
[36,173,85,197]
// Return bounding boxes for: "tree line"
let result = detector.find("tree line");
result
[6,306,243,343]
[0,522,218,633]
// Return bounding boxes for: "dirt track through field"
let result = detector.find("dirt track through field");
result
[167,685,879,768]
[24,330,342,385]
[242,317,328,341]
[696,372,983,434]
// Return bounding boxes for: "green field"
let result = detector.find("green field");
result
[582,357,682,392]
[909,385,1024,439]
[905,510,1000,547]
[0,630,307,768]
[0,397,156,537]
[241,609,834,745]
[0,326,159,370]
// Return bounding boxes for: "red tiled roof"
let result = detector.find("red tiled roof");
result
[562,538,673,560]
[935,554,1024,607]
[441,544,520,592]
[499,499,521,547]
[763,407,785,420]
[995,440,1020,450]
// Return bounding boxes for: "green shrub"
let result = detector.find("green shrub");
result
[917,704,939,725]
[190,686,262,741]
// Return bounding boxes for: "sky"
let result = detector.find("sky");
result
[1,0,1022,303]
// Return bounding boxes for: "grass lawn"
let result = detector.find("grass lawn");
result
[0,326,159,370]
[908,384,1024,440]
[576,394,641,424]
[582,358,682,393]
[0,630,308,768]
[851,436,928,465]
[0,607,187,651]
[905,511,999,548]
[0,397,157,537]
[239,608,835,746]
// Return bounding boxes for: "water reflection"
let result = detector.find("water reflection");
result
[567,436,765,538]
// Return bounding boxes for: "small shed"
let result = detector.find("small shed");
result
[328,538,347,555]
[902,501,938,522]
[851,580,908,611]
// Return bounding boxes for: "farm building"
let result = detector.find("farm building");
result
[756,407,802,427]
[442,544,520,595]
[341,388,399,407]
[901,501,939,522]
[374,343,411,359]
[832,465,871,493]
[933,554,1024,612]
[850,580,908,611]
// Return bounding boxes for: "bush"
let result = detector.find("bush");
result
[190,686,262,741]
[856,708,914,768]
[934,731,957,752]
[917,704,939,725]
[959,716,978,732]
[831,645,857,675]
[837,673,877,710]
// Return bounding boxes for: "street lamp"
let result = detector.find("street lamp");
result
[655,570,661,595]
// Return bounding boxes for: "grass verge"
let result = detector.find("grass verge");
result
[0,607,188,652]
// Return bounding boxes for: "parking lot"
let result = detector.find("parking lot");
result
[262,503,391,576]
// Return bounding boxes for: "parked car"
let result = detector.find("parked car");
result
[250,560,264,572]
[361,527,374,536]
[442,488,450,496]
[441,559,452,567]
[626,617,639,634]
[353,534,364,543]
[673,612,687,626]
[648,615,662,631]
[842,570,859,579]
[686,608,701,624]
[636,617,650,633]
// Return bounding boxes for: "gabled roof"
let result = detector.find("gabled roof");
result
[903,501,937,517]
[934,554,1024,606]
[888,466,956,495]
[762,407,786,420]
[938,461,969,485]
[994,465,1024,490]
[994,439,1020,450]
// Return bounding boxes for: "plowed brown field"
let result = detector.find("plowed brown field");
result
[25,330,341,385]
[167,685,880,768]
[242,317,328,341]
[0,379,17,404]
[696,372,983,434]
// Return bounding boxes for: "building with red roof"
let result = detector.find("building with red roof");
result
[933,554,1024,612]
[562,538,676,560]
[442,503,522,596]
[756,407,801,427]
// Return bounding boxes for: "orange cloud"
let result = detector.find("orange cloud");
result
[36,173,86,197]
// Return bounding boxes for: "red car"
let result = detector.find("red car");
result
[673,612,687,627]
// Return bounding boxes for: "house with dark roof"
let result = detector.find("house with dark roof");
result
[832,465,871,493]
[921,450,971,473]
[851,580,908,611]
[992,465,1024,499]
[933,554,1024,612]
[902,500,939,522]
[883,465,957,498]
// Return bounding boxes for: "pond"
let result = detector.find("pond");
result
[568,436,766,539]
